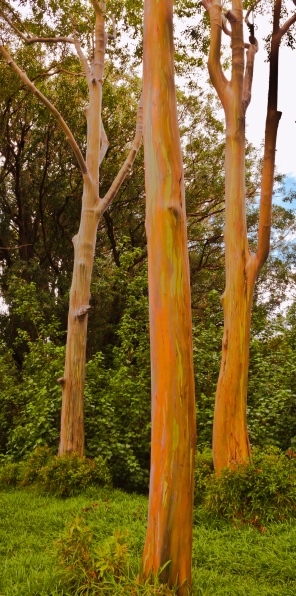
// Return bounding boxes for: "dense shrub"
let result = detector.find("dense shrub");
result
[21,445,54,485]
[0,342,20,458]
[84,252,152,492]
[0,461,24,487]
[247,318,296,450]
[56,515,179,595]
[38,453,112,497]
[194,447,214,506]
[203,447,296,525]
[5,333,64,459]
[0,447,111,496]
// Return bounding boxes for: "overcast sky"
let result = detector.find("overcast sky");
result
[246,15,296,180]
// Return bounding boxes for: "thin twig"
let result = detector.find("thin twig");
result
[99,120,109,166]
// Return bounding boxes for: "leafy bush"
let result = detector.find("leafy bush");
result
[204,447,296,525]
[5,332,64,459]
[38,453,112,497]
[85,250,152,492]
[0,447,111,497]
[0,461,24,487]
[56,515,180,595]
[248,318,296,451]
[21,445,54,485]
[194,447,214,506]
[56,519,129,591]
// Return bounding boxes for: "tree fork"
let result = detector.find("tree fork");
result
[0,1,144,457]
[201,0,296,473]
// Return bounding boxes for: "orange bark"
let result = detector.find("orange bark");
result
[142,1,196,593]
[201,0,294,473]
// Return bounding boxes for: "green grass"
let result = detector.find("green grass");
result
[1,487,296,595]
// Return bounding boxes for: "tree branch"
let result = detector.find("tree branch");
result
[245,0,262,30]
[97,95,143,217]
[256,0,282,269]
[222,15,232,38]
[73,30,91,83]
[202,0,229,107]
[99,120,109,165]
[255,0,296,266]
[280,11,296,36]
[0,8,74,45]
[0,45,87,175]
[108,15,117,40]
[242,39,258,113]
[91,0,106,14]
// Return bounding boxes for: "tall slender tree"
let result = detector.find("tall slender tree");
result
[0,0,143,455]
[141,1,196,593]
[200,0,296,473]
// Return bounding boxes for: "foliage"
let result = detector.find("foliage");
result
[38,453,112,497]
[20,445,54,485]
[204,448,296,525]
[0,461,24,487]
[247,311,296,451]
[56,521,131,593]
[85,245,151,491]
[194,448,214,507]
[0,342,19,458]
[56,514,182,594]
[0,446,111,497]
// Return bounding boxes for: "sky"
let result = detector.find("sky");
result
[175,9,296,191]
[246,14,296,181]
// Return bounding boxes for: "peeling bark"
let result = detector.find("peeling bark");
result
[201,0,295,473]
[142,1,196,592]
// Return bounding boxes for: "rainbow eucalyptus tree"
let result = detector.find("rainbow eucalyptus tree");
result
[141,0,196,593]
[200,0,296,473]
[0,0,143,456]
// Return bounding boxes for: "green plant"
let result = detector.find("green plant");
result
[21,445,54,485]
[56,513,179,595]
[0,448,111,497]
[194,448,214,507]
[0,461,24,487]
[56,519,129,591]
[204,447,296,525]
[85,249,152,492]
[37,453,112,497]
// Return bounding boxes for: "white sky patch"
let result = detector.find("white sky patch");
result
[246,14,296,178]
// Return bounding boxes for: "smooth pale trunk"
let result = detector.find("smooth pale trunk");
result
[59,177,98,455]
[142,0,196,592]
[59,8,104,455]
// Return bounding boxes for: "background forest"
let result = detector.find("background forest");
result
[0,0,296,493]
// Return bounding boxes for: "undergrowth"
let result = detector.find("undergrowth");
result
[195,446,296,526]
[0,446,111,497]
[56,515,179,594]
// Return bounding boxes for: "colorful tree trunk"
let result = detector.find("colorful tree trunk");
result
[201,0,296,473]
[142,1,196,593]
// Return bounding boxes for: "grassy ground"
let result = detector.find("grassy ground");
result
[1,487,296,595]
